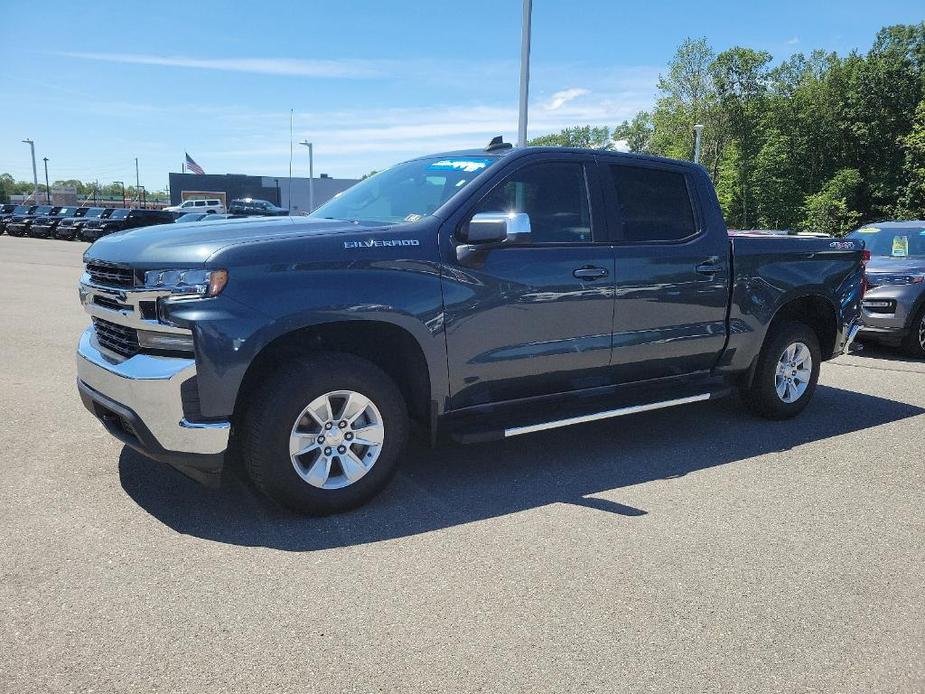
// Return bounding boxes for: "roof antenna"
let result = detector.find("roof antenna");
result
[485,135,513,152]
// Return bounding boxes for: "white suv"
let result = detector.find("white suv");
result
[165,198,226,214]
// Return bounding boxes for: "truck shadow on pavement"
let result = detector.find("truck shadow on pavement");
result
[118,384,924,551]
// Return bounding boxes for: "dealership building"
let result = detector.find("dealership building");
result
[168,172,359,214]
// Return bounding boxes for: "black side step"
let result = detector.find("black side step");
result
[446,386,732,444]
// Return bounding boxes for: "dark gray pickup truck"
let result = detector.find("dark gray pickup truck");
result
[76,143,865,514]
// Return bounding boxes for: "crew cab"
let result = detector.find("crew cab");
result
[79,208,175,241]
[5,205,58,236]
[55,207,112,240]
[76,144,865,515]
[28,206,83,238]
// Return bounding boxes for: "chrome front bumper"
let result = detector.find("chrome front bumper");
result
[76,327,230,457]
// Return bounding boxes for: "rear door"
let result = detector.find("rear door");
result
[600,158,729,382]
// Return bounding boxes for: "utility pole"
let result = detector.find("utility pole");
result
[299,140,314,212]
[22,139,38,202]
[517,0,533,147]
[135,157,140,207]
[693,124,705,165]
[43,157,51,204]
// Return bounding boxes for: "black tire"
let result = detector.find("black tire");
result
[901,304,925,358]
[242,352,408,515]
[743,321,821,420]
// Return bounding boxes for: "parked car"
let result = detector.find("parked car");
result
[79,208,175,241]
[228,198,288,216]
[164,198,226,215]
[28,206,84,238]
[848,221,925,356]
[56,208,113,240]
[1,205,37,234]
[5,205,58,236]
[76,144,865,515]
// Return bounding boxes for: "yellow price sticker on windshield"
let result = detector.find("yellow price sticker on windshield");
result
[892,235,909,257]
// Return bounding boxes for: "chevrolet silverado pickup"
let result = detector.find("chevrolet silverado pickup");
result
[76,143,865,515]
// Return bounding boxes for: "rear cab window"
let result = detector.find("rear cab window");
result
[605,162,699,243]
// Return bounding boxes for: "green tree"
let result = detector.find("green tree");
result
[528,125,612,148]
[709,47,773,227]
[613,112,654,153]
[896,99,925,218]
[802,168,863,235]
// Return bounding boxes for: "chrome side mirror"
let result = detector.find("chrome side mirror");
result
[465,212,531,244]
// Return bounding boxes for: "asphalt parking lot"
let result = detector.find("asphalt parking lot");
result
[1,234,923,693]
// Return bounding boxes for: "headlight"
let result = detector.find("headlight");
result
[144,268,228,297]
[136,330,194,352]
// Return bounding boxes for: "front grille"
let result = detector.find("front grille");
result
[93,295,132,312]
[92,317,140,358]
[86,262,135,288]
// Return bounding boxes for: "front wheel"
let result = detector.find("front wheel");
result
[242,352,408,515]
[743,321,821,419]
[901,305,925,358]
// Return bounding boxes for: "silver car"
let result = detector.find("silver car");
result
[848,221,925,357]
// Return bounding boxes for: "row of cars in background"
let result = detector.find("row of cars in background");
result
[0,198,288,242]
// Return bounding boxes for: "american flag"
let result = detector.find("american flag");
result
[185,152,205,175]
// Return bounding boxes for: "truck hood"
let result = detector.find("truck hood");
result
[866,256,925,275]
[83,217,391,266]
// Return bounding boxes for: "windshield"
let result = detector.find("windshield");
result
[109,209,129,220]
[848,226,925,257]
[34,206,53,214]
[57,208,75,216]
[85,208,104,218]
[13,206,30,214]
[309,156,497,224]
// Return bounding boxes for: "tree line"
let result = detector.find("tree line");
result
[530,23,925,235]
[0,174,167,204]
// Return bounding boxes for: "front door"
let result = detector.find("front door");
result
[441,155,615,409]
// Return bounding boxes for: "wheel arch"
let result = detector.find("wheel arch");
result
[768,293,839,360]
[233,318,437,434]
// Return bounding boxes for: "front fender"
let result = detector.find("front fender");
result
[165,260,447,419]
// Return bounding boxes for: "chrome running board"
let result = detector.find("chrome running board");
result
[503,393,712,438]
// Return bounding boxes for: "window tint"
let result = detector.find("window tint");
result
[473,162,592,243]
[609,165,696,242]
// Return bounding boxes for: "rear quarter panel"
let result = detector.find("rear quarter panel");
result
[717,236,865,374]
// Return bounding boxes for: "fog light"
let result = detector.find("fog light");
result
[137,330,194,352]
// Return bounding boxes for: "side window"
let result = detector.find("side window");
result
[194,200,206,207]
[609,165,697,242]
[472,162,592,243]
[182,201,194,208]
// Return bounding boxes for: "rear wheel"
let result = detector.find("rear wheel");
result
[242,352,408,515]
[743,321,821,419]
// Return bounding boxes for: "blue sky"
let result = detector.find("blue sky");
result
[1,0,921,191]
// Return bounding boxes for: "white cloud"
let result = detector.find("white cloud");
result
[60,52,382,78]
[786,36,800,45]
[542,87,591,111]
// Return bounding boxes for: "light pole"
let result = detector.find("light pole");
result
[693,124,705,165]
[22,139,38,203]
[299,140,314,212]
[517,0,533,147]
[43,157,51,204]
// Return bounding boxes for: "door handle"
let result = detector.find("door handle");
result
[695,257,722,275]
[573,266,609,280]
